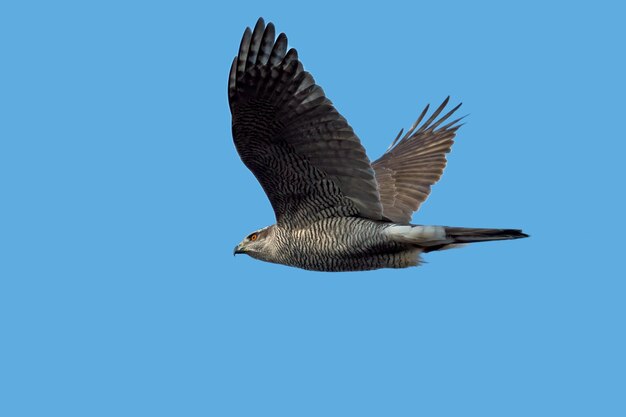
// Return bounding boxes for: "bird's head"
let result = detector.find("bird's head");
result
[233,226,274,259]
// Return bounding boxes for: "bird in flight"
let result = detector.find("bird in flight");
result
[230,18,527,272]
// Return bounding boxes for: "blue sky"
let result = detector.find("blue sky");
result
[1,1,624,416]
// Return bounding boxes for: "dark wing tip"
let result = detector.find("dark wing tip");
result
[384,97,463,153]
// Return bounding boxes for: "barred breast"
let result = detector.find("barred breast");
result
[272,218,422,272]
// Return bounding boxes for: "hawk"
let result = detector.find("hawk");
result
[230,18,527,272]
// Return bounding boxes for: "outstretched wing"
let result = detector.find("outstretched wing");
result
[372,97,464,224]
[229,18,383,227]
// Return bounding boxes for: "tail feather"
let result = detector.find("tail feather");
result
[443,227,529,243]
[386,224,528,252]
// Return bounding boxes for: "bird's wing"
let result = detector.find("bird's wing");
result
[372,97,464,224]
[229,18,382,227]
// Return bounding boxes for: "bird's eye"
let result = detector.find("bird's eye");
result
[250,233,258,241]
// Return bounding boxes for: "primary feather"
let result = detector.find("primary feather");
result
[372,97,464,223]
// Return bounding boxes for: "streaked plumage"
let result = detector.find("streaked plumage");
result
[230,18,527,272]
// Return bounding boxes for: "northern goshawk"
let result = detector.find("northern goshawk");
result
[230,18,527,272]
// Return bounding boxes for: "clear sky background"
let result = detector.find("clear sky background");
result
[1,1,625,416]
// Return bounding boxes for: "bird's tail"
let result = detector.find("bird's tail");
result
[386,225,528,252]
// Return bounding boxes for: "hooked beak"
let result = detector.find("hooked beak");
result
[233,244,244,256]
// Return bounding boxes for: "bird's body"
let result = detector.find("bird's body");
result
[229,18,528,272]
[245,219,417,272]
[239,218,526,272]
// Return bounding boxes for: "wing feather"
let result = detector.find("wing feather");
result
[372,98,464,224]
[230,18,383,226]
